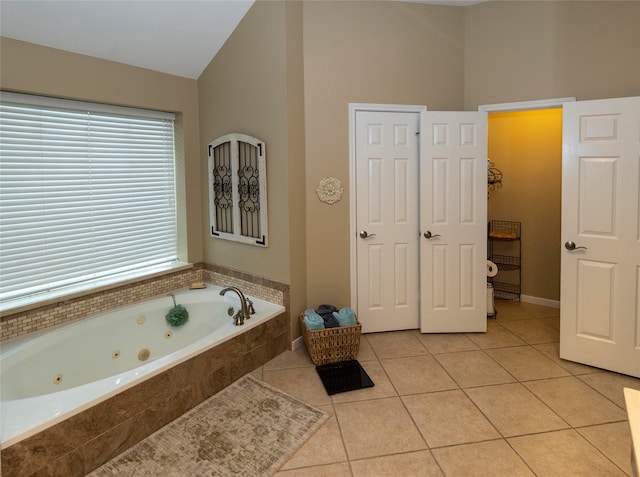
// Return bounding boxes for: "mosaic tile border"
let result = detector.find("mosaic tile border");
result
[0,263,289,342]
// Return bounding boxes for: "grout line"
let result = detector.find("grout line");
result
[283,302,638,476]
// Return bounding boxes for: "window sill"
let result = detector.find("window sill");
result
[0,262,193,318]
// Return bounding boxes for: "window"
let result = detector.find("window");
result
[0,92,181,311]
[207,133,268,246]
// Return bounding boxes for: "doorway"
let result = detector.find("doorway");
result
[487,108,563,306]
[350,100,569,333]
[349,97,640,377]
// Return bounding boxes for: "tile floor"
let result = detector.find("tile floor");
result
[252,301,640,477]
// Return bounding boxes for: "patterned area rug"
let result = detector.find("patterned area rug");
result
[90,375,329,477]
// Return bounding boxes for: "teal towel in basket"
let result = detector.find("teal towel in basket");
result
[303,309,325,330]
[333,307,357,327]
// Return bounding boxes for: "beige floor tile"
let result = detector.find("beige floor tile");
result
[577,422,633,476]
[538,315,560,331]
[350,450,443,477]
[466,323,527,349]
[465,383,569,437]
[434,350,515,388]
[485,346,570,381]
[516,302,561,319]
[380,355,458,395]
[249,366,263,380]
[414,331,480,354]
[330,360,398,404]
[524,377,627,427]
[402,390,500,447]
[264,347,314,370]
[275,462,352,477]
[579,372,640,409]
[500,319,559,344]
[432,439,534,476]
[494,302,537,321]
[508,429,627,477]
[97,326,638,477]
[533,343,602,375]
[334,397,426,460]
[355,335,377,361]
[281,408,347,470]
[364,330,428,359]
[262,366,332,406]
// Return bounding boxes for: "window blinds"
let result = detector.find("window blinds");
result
[0,92,178,306]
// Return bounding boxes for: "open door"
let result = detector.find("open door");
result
[420,111,488,333]
[560,97,640,378]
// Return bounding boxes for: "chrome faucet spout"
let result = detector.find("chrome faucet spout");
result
[219,286,250,325]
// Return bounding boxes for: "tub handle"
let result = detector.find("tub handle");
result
[245,297,255,315]
[233,309,245,326]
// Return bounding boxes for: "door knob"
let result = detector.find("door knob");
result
[424,231,441,239]
[360,230,376,239]
[565,241,587,251]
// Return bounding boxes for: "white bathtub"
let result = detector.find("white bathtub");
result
[0,285,285,449]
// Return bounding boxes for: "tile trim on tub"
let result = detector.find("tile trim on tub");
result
[0,263,289,342]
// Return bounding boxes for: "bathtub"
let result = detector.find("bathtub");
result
[0,285,285,449]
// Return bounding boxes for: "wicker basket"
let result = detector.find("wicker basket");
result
[299,314,361,365]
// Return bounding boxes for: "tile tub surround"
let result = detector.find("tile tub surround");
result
[1,262,288,342]
[0,309,290,477]
[1,263,290,476]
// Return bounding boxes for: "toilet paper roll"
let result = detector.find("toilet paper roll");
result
[487,260,498,277]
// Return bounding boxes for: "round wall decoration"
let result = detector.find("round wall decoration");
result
[316,177,344,205]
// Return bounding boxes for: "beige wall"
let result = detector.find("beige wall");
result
[285,1,308,324]
[0,37,203,264]
[198,1,289,283]
[488,109,563,301]
[197,1,307,336]
[302,0,640,311]
[303,1,466,309]
[3,0,639,337]
[466,1,639,303]
[465,1,640,108]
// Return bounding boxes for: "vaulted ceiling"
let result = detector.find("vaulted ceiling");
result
[0,0,483,79]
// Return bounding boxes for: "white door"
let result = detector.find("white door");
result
[560,97,640,378]
[420,111,488,332]
[355,110,420,332]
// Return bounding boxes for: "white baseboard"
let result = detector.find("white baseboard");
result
[291,335,303,350]
[521,294,560,309]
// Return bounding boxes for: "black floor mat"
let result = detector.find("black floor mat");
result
[315,360,374,395]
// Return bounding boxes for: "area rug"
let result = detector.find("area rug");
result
[89,375,329,477]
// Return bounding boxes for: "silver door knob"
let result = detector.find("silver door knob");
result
[360,230,376,239]
[424,231,441,239]
[565,241,587,251]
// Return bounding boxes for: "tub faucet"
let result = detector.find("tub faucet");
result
[220,286,250,326]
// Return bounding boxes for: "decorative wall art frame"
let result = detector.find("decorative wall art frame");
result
[207,133,268,246]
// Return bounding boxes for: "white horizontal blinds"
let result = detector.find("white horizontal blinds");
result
[0,92,177,303]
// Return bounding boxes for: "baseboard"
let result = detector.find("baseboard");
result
[291,335,303,350]
[521,294,560,309]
